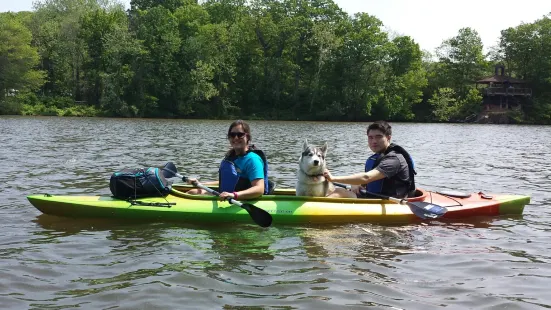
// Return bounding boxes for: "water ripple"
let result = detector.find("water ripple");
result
[1,116,551,309]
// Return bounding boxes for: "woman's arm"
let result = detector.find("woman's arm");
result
[236,178,265,200]
[218,178,264,201]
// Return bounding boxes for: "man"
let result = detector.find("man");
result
[324,121,416,198]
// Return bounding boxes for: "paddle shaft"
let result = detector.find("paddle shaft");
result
[333,182,447,219]
[333,182,407,204]
[175,173,251,207]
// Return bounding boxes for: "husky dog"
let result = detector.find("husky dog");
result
[296,139,335,197]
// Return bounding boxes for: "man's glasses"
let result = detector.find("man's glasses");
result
[228,132,246,138]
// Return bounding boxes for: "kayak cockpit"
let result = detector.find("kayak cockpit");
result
[170,183,430,203]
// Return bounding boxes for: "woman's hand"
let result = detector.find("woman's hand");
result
[186,177,198,185]
[218,191,236,201]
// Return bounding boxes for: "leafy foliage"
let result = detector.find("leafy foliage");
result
[428,88,458,122]
[497,14,551,123]
[1,1,549,123]
[0,12,45,105]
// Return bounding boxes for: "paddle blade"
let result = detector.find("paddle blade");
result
[161,162,178,178]
[408,201,447,219]
[240,203,273,227]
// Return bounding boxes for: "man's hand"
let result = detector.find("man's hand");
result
[351,185,363,195]
[323,169,333,181]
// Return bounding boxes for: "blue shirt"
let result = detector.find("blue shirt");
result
[233,152,264,182]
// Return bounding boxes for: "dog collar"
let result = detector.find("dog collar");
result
[300,168,324,180]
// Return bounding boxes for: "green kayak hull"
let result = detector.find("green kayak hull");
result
[27,185,530,225]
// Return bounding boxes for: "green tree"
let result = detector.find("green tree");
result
[79,6,128,106]
[99,15,144,117]
[31,0,102,101]
[0,13,45,113]
[10,0,549,122]
[130,0,196,11]
[436,27,487,98]
[190,22,239,117]
[499,14,551,123]
[458,88,482,119]
[373,36,426,120]
[131,6,181,116]
[304,21,342,115]
[327,13,390,120]
[428,87,458,122]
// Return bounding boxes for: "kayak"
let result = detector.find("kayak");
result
[27,185,530,225]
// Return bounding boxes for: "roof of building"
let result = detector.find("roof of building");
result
[477,75,527,84]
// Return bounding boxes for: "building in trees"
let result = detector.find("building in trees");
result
[476,64,531,110]
[473,65,532,123]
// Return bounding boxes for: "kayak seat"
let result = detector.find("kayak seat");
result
[436,190,471,198]
[267,180,276,194]
[410,189,424,198]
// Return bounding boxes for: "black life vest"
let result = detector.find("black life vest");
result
[364,143,416,197]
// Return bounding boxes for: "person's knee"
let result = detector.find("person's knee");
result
[328,188,356,198]
[186,188,201,195]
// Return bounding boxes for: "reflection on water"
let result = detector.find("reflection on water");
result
[1,116,551,308]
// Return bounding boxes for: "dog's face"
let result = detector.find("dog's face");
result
[299,139,328,175]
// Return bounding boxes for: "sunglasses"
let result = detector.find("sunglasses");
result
[228,132,246,138]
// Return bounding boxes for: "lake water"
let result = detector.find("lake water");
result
[1,116,550,309]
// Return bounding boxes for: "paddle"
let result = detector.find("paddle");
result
[333,182,447,219]
[161,164,272,228]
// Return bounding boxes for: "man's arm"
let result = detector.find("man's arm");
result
[324,169,386,185]
[323,154,402,185]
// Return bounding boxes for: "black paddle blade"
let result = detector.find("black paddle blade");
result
[161,162,178,178]
[408,201,447,219]
[240,203,273,227]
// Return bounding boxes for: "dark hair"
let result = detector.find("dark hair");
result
[227,119,252,143]
[367,121,392,136]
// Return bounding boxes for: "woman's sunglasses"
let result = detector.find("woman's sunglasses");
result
[228,132,246,138]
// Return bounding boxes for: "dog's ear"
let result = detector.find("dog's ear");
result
[302,139,309,152]
[321,142,328,156]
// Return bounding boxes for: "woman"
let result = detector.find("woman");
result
[186,120,269,201]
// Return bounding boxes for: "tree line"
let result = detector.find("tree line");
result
[1,0,550,123]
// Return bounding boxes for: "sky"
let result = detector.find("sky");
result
[1,0,550,52]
